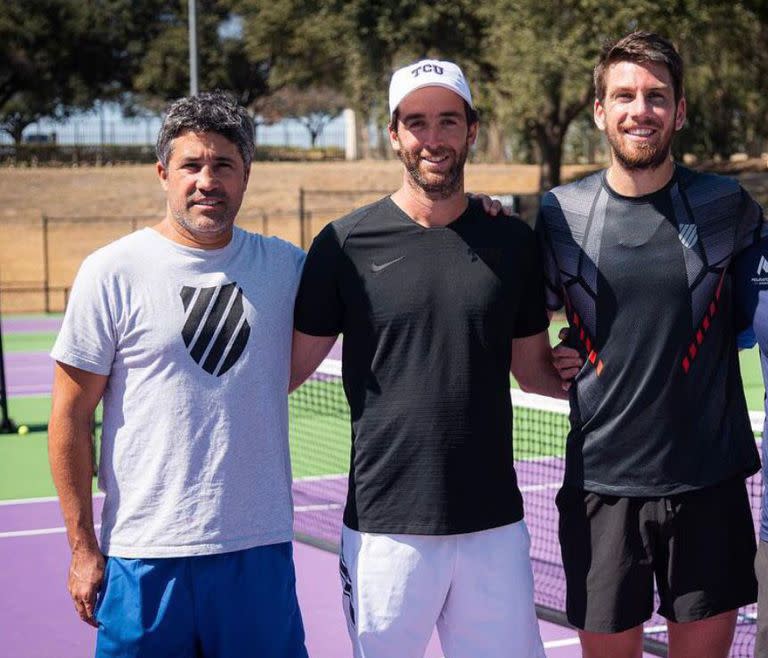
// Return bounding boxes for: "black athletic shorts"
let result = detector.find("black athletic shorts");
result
[557,477,757,633]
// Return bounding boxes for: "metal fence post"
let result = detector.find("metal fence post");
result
[42,214,50,314]
[299,187,306,249]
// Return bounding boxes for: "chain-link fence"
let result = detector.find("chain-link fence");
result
[1,189,542,313]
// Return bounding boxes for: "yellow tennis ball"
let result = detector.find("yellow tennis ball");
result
[17,425,29,436]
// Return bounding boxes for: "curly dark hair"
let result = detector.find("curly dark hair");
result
[156,91,255,169]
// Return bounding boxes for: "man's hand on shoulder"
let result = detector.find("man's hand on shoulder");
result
[467,193,517,218]
[68,541,105,627]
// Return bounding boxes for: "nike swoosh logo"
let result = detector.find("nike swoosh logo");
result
[371,256,405,273]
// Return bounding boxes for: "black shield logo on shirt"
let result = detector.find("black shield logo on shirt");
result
[179,282,251,376]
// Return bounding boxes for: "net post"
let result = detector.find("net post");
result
[0,288,16,434]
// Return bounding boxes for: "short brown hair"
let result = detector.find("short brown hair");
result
[594,31,684,103]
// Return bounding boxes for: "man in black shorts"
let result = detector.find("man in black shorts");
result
[290,60,566,657]
[540,32,762,657]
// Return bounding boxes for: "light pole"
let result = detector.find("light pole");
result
[188,0,199,96]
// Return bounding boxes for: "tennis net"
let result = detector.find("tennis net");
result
[289,358,762,657]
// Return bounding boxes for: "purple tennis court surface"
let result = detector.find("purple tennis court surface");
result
[0,496,601,658]
[0,317,657,656]
[1,316,63,334]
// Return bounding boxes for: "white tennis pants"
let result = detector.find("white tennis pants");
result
[339,520,545,658]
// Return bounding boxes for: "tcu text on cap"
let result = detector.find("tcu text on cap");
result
[411,63,444,77]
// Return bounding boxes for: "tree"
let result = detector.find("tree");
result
[675,1,768,160]
[259,86,346,147]
[0,0,170,143]
[131,0,230,104]
[317,1,491,157]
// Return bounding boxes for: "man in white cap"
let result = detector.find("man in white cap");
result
[289,59,564,658]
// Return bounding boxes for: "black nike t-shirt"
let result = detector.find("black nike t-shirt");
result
[537,166,762,496]
[294,197,549,534]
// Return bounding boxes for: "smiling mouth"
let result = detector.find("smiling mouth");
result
[188,198,223,207]
[421,154,450,165]
[623,126,659,138]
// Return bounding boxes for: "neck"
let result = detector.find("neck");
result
[605,157,675,197]
[152,213,233,250]
[390,175,467,228]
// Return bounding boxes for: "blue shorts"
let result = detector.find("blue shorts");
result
[94,542,308,658]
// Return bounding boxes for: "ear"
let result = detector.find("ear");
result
[388,122,401,153]
[593,98,606,132]
[467,120,478,146]
[157,160,169,191]
[674,96,687,131]
[243,164,251,187]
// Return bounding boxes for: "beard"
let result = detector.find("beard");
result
[605,121,674,171]
[398,143,469,199]
[172,194,236,236]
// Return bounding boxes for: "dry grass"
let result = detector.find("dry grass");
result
[1,158,765,312]
[0,160,600,220]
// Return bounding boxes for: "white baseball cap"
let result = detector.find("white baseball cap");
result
[388,59,473,116]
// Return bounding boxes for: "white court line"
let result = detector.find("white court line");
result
[543,636,581,649]
[0,493,104,506]
[0,523,100,539]
[295,503,342,513]
[6,390,51,399]
[294,473,347,482]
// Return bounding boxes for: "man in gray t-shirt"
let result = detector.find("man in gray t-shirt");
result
[48,92,308,657]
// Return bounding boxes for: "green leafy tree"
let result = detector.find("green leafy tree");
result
[259,85,346,146]
[0,0,170,143]
[486,0,694,190]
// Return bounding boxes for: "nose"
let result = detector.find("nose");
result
[421,125,445,150]
[196,165,219,191]
[628,93,654,117]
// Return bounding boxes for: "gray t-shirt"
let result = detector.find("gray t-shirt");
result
[51,227,305,558]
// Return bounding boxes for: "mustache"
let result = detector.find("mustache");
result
[187,192,226,203]
[622,120,664,131]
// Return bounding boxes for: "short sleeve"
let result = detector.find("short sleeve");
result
[512,225,550,338]
[293,224,345,336]
[535,206,565,312]
[50,255,117,375]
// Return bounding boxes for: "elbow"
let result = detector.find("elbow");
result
[513,371,536,394]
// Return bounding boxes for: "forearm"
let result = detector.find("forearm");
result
[516,361,569,399]
[511,331,569,400]
[49,409,99,551]
[289,330,337,392]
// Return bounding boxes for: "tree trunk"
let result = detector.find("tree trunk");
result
[535,124,564,192]
[376,125,391,159]
[356,108,371,159]
[484,120,506,163]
